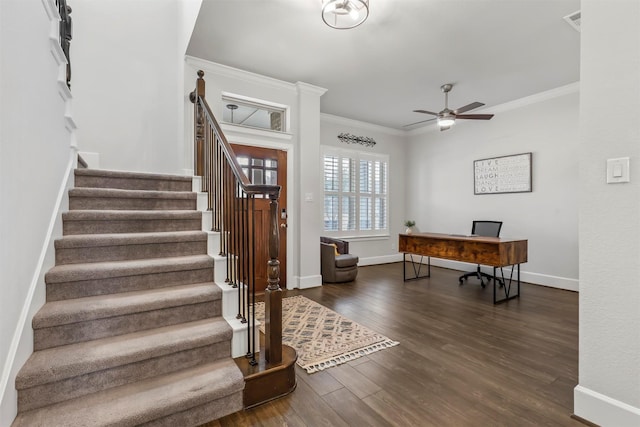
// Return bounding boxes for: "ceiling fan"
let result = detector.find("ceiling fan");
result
[407,84,494,131]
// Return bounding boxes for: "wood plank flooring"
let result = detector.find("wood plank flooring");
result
[204,262,582,426]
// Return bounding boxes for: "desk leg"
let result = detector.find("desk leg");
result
[493,264,521,304]
[403,253,430,281]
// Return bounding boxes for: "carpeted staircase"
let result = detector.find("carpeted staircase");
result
[12,169,244,427]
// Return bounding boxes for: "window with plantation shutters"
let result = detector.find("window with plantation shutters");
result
[322,147,388,236]
[323,155,339,231]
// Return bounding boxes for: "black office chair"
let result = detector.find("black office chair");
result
[458,220,503,288]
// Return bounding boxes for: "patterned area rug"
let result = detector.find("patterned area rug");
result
[253,295,399,373]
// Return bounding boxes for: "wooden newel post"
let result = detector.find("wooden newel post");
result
[264,193,282,364]
[189,70,206,177]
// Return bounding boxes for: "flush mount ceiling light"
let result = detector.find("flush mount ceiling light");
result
[322,0,369,29]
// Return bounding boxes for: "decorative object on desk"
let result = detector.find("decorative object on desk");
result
[253,295,398,373]
[404,220,416,234]
[337,132,376,147]
[474,152,532,195]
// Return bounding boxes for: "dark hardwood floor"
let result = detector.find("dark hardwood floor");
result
[205,262,581,426]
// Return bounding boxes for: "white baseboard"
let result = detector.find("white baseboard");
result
[313,253,576,291]
[295,275,322,289]
[574,385,640,427]
[358,254,403,266]
[425,258,578,291]
[0,150,76,426]
[515,270,578,291]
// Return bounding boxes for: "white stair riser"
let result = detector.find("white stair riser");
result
[197,192,208,211]
[226,316,261,359]
[192,176,202,193]
[201,211,213,231]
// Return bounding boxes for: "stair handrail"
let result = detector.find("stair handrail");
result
[190,70,283,366]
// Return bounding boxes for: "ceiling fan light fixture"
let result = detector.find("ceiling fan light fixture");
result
[322,0,369,29]
[438,116,455,128]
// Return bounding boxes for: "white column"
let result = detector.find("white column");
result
[294,82,327,288]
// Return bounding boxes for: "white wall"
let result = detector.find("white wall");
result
[72,0,182,174]
[176,0,203,175]
[574,1,640,425]
[0,1,76,424]
[320,114,407,265]
[405,87,580,290]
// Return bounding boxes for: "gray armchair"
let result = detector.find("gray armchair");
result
[320,237,359,283]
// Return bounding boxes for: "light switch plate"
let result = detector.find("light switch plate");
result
[606,157,630,184]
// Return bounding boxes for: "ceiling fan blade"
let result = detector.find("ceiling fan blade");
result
[403,117,437,127]
[454,102,484,114]
[440,126,451,132]
[455,114,494,120]
[413,109,439,116]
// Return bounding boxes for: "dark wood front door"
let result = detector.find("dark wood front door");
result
[231,144,287,292]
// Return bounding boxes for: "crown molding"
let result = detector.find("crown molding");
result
[321,113,406,136]
[295,81,328,97]
[185,55,297,93]
[488,81,579,115]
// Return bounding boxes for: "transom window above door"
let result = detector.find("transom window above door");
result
[222,93,288,133]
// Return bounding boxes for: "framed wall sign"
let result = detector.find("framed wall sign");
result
[474,152,532,195]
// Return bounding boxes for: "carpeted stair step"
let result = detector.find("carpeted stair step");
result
[12,358,243,427]
[54,231,208,265]
[69,188,197,211]
[45,255,214,301]
[63,210,203,235]
[33,283,222,350]
[74,169,193,192]
[16,318,233,412]
[10,167,243,425]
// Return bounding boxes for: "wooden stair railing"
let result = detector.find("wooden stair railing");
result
[189,70,284,367]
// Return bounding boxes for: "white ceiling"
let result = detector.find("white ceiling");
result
[187,0,580,130]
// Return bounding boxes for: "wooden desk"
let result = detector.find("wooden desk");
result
[399,232,528,304]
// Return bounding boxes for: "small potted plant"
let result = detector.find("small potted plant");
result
[404,220,416,234]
